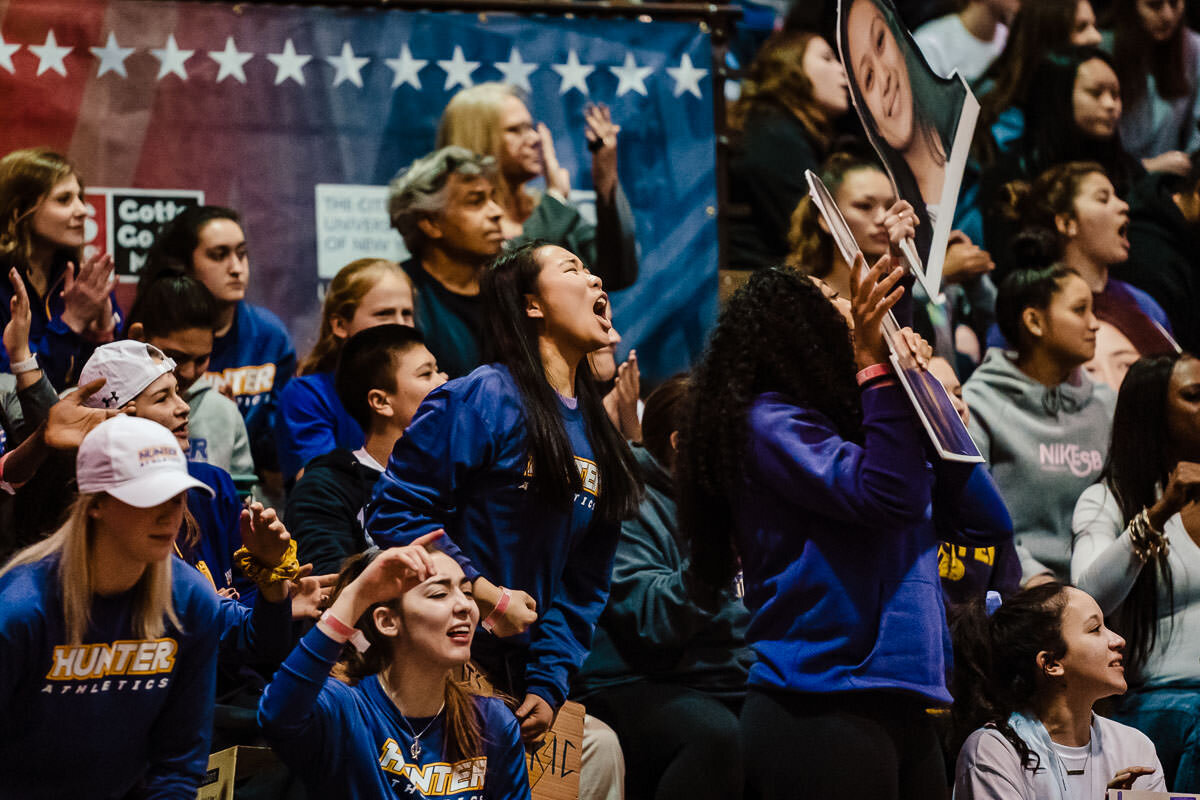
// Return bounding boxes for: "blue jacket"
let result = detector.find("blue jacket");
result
[275,371,363,480]
[259,626,530,799]
[205,301,296,472]
[181,461,249,598]
[366,365,620,709]
[0,555,221,798]
[736,382,1011,704]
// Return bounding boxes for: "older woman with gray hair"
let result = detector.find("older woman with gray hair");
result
[387,146,505,378]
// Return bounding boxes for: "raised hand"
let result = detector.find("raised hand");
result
[60,253,115,335]
[611,350,641,440]
[882,200,919,262]
[584,103,620,200]
[4,268,32,364]
[1148,461,1200,530]
[44,378,125,450]
[537,123,572,200]
[942,231,994,285]
[849,252,905,371]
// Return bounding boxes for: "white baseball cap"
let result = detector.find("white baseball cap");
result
[79,340,177,410]
[76,416,213,507]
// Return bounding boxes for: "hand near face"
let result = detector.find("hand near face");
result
[342,532,444,613]
[850,252,905,370]
[603,349,641,441]
[44,378,125,450]
[60,253,116,335]
[882,200,919,262]
[538,123,572,200]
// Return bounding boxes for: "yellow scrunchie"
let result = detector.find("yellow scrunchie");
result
[234,538,300,588]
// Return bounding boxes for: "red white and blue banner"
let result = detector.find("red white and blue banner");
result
[0,0,718,382]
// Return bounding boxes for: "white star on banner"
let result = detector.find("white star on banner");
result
[151,34,194,81]
[89,32,133,78]
[385,43,427,90]
[30,30,71,77]
[666,53,707,99]
[610,51,653,97]
[327,41,369,88]
[551,50,593,96]
[437,45,479,91]
[267,39,312,86]
[495,47,538,93]
[0,34,22,75]
[209,36,253,84]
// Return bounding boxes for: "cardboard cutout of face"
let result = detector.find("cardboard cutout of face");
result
[838,0,979,298]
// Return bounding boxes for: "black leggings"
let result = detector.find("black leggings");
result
[741,688,947,800]
[585,681,743,800]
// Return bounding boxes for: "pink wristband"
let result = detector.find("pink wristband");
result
[319,610,369,653]
[481,589,512,634]
[855,363,893,386]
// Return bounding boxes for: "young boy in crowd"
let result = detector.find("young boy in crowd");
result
[125,273,255,480]
[285,324,445,575]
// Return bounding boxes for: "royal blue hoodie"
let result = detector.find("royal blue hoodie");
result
[0,555,221,798]
[274,371,363,480]
[366,364,620,709]
[737,382,1011,704]
[259,626,530,799]
[205,301,296,472]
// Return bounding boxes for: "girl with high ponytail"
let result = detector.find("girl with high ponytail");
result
[952,582,1165,797]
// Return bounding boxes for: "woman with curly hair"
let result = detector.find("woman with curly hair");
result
[678,256,1011,798]
[727,32,850,270]
[952,582,1164,797]
[258,535,531,798]
[1071,352,1200,790]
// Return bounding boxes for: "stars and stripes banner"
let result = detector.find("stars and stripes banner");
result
[0,0,718,383]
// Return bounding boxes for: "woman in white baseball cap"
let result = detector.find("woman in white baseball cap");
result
[0,414,226,797]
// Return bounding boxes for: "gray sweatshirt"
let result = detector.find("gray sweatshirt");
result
[185,376,254,477]
[962,349,1115,582]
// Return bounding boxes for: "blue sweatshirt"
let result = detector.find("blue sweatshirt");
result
[736,383,1012,704]
[366,365,620,709]
[206,301,296,472]
[259,626,530,799]
[275,371,364,480]
[0,555,221,798]
[181,460,250,598]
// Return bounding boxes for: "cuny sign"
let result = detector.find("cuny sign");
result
[84,188,205,280]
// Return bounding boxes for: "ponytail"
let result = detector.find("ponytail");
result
[950,583,1071,773]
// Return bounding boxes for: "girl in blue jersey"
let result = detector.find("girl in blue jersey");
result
[677,258,1012,799]
[366,240,641,742]
[259,535,530,799]
[0,415,224,798]
[142,206,296,475]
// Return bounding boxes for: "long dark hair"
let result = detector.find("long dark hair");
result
[1109,0,1190,110]
[1098,353,1185,681]
[678,267,861,587]
[1019,48,1138,195]
[839,0,963,261]
[330,549,487,763]
[142,205,241,285]
[976,0,1086,161]
[479,241,640,522]
[950,582,1072,773]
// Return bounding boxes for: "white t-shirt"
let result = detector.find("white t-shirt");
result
[954,715,1165,800]
[914,14,1007,83]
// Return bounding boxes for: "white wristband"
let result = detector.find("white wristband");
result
[9,355,37,375]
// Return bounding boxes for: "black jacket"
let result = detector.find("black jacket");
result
[284,448,381,576]
[1117,171,1200,354]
